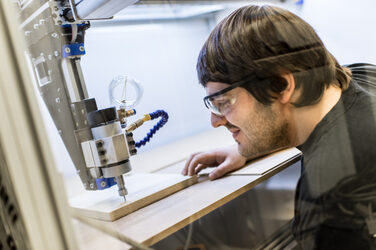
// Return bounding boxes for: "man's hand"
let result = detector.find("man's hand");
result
[181,145,246,180]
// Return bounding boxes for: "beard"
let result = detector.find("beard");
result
[235,102,291,158]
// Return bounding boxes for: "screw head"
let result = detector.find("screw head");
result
[131,149,137,155]
[79,46,85,52]
[96,140,104,148]
[65,47,71,53]
[100,181,106,188]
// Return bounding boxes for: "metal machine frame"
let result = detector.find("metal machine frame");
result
[17,0,142,200]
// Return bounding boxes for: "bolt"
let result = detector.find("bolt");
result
[79,46,85,52]
[48,54,53,60]
[100,181,107,188]
[64,47,71,53]
[55,97,60,103]
[51,33,59,38]
[89,183,94,189]
[96,140,104,148]
[131,149,137,155]
[39,19,46,25]
[24,31,31,37]
[33,24,39,30]
[54,51,59,57]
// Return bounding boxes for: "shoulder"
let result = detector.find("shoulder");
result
[346,63,376,76]
[346,63,376,94]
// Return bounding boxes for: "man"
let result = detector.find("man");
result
[182,4,376,250]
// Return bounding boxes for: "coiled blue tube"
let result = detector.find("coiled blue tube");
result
[135,110,169,148]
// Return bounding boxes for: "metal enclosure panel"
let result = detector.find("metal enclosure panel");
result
[0,1,77,249]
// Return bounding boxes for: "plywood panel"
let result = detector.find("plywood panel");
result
[157,147,302,176]
[70,173,197,221]
[227,147,302,175]
[73,153,302,250]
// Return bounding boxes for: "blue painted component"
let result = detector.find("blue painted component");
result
[62,43,85,58]
[135,110,169,148]
[96,177,117,190]
[61,23,88,28]
[296,0,304,4]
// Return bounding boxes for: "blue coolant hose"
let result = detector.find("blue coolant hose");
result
[135,110,168,148]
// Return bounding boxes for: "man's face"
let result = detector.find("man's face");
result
[205,81,291,158]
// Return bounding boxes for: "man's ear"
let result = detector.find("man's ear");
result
[279,73,296,104]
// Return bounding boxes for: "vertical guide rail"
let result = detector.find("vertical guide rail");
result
[18,0,97,190]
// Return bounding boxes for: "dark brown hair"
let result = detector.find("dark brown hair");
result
[197,5,351,107]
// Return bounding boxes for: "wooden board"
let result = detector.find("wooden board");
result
[225,147,301,175]
[69,173,197,221]
[75,162,301,249]
[157,147,302,176]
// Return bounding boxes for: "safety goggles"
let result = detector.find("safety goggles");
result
[203,81,247,116]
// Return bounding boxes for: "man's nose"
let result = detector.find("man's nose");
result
[211,113,227,128]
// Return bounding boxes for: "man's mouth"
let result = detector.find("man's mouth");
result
[228,128,240,139]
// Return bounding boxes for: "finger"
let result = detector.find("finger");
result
[208,160,233,180]
[187,152,217,176]
[194,163,217,175]
[182,152,201,175]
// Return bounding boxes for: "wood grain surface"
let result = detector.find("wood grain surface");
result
[69,173,197,221]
